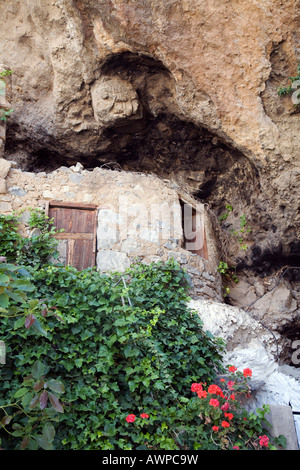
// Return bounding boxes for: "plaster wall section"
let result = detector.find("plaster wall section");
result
[0,164,222,301]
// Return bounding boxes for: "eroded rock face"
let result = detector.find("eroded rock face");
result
[91,77,143,129]
[0,0,299,325]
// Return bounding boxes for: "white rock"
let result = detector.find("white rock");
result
[189,298,300,423]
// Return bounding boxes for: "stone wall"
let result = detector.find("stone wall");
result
[0,162,223,302]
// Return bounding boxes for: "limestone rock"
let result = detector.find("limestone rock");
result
[0,0,298,270]
[0,177,7,193]
[252,286,298,330]
[0,158,11,179]
[97,250,130,273]
[189,298,300,423]
[91,77,143,128]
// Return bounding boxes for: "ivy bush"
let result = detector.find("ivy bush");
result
[0,211,286,450]
[1,259,226,449]
[0,208,61,268]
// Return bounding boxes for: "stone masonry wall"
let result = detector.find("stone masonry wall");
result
[0,162,223,302]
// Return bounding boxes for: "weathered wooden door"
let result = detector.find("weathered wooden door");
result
[47,201,98,270]
[180,201,208,260]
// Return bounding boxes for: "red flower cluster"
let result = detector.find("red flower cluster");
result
[191,383,203,393]
[221,420,230,428]
[207,384,224,397]
[221,402,230,411]
[126,414,136,423]
[243,368,252,378]
[209,398,220,408]
[126,412,149,423]
[191,382,208,398]
[259,435,269,447]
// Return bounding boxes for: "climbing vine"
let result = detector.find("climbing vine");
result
[217,205,252,297]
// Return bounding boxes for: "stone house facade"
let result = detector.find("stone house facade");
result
[0,162,223,302]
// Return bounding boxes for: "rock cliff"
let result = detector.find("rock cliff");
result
[0,1,299,370]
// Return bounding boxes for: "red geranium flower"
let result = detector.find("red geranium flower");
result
[208,384,223,396]
[197,390,207,399]
[126,414,136,423]
[259,435,269,447]
[140,413,149,419]
[212,426,219,432]
[228,366,237,373]
[209,398,220,408]
[191,383,203,393]
[221,402,230,411]
[224,412,234,420]
[243,368,252,378]
[227,380,235,390]
[221,421,230,428]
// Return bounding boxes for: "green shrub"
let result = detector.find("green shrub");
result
[0,258,286,450]
[0,259,225,449]
[0,209,61,268]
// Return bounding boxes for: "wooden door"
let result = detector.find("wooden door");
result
[47,201,98,270]
[181,201,208,260]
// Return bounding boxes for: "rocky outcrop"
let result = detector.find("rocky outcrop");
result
[0,0,299,400]
[189,298,300,434]
[0,1,299,268]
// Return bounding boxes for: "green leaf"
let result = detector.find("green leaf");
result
[0,293,9,308]
[32,319,48,337]
[21,391,35,408]
[34,435,53,450]
[49,392,64,413]
[7,290,27,304]
[42,423,55,443]
[28,394,40,410]
[9,280,35,292]
[0,273,10,285]
[32,360,45,379]
[13,316,25,329]
[14,387,29,398]
[47,379,65,394]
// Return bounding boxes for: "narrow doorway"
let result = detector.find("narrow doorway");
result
[47,201,98,270]
[180,200,208,260]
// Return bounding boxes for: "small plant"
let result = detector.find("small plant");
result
[125,366,286,450]
[217,206,252,297]
[230,214,252,250]
[277,63,300,106]
[0,360,65,450]
[0,208,62,268]
[0,109,13,122]
[218,204,233,222]
[188,365,286,450]
[217,261,238,298]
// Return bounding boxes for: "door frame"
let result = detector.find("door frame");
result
[45,200,98,268]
